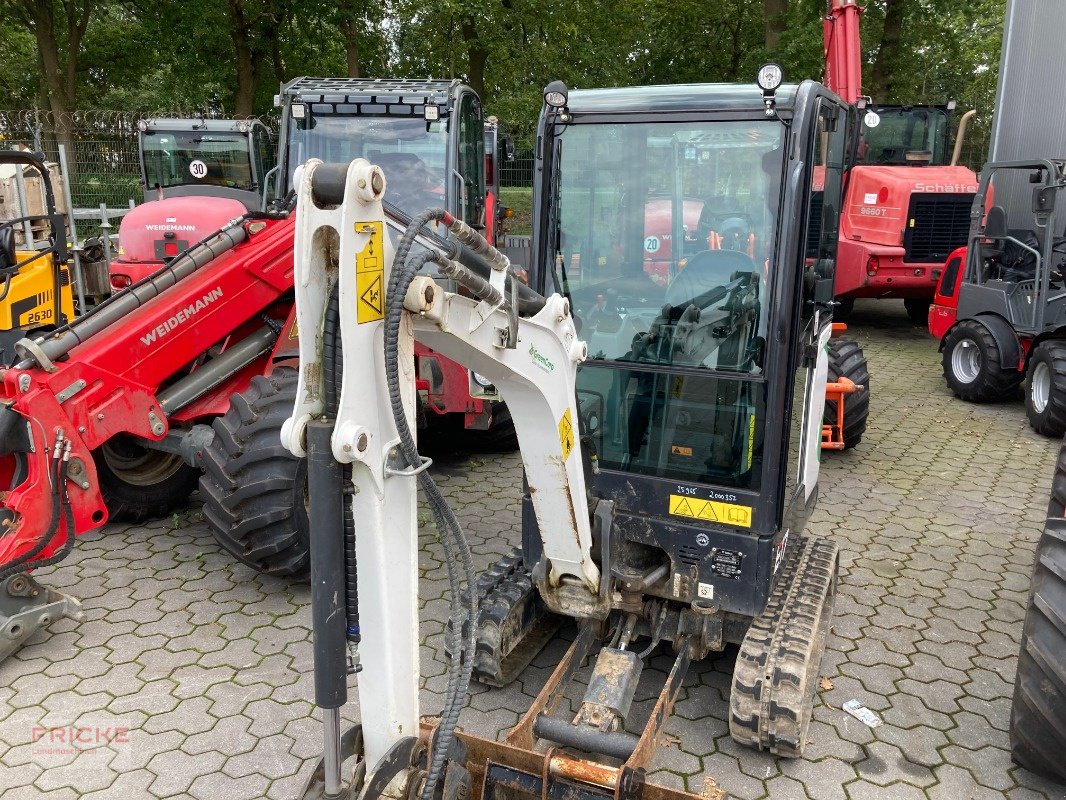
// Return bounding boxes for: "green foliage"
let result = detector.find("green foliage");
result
[0,0,1006,165]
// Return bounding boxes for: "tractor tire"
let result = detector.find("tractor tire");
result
[904,298,931,326]
[1025,341,1066,437]
[833,297,855,322]
[94,436,201,522]
[199,367,310,577]
[480,403,519,451]
[823,338,870,450]
[1009,440,1066,782]
[942,320,1022,403]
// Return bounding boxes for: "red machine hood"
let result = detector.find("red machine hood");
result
[117,196,248,263]
[842,164,979,248]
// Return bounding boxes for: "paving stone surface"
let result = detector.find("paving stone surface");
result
[2,300,1065,799]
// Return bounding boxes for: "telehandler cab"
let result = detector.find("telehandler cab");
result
[109,117,276,291]
[284,70,868,800]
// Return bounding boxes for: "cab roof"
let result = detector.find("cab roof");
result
[139,118,265,133]
[566,83,802,115]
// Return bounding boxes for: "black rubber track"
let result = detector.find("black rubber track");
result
[93,438,200,523]
[1025,340,1066,438]
[824,338,870,450]
[1009,440,1066,782]
[449,546,560,687]
[941,319,1022,403]
[199,366,310,577]
[729,535,839,757]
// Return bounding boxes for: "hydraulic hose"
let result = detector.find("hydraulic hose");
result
[14,220,250,370]
[384,243,477,800]
[386,205,546,317]
[0,435,75,581]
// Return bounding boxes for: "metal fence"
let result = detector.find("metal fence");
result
[0,109,280,239]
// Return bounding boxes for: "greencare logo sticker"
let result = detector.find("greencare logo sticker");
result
[529,344,556,373]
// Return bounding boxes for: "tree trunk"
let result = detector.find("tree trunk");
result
[461,19,488,99]
[869,0,906,101]
[23,1,90,161]
[227,0,260,117]
[764,0,788,51]
[344,18,361,78]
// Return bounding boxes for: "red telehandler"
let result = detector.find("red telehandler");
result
[0,79,505,659]
[822,0,980,323]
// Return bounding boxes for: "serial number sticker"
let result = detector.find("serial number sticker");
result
[669,494,752,528]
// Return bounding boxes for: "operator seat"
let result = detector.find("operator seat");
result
[0,225,15,274]
[665,249,755,310]
[980,205,1008,279]
[370,152,437,213]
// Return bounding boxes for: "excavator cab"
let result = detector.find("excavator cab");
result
[281,72,869,800]
[453,76,859,791]
[0,151,75,365]
[276,78,486,229]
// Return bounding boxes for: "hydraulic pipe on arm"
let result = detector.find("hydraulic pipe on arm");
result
[823,0,864,104]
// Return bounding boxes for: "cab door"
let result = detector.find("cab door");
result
[453,91,486,226]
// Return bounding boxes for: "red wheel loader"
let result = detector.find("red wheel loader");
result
[823,0,980,323]
[0,79,507,660]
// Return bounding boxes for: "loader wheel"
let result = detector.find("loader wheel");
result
[904,298,931,326]
[479,403,519,451]
[832,297,855,322]
[1009,439,1066,782]
[823,338,870,450]
[95,436,200,522]
[942,320,1022,402]
[199,366,310,577]
[1025,341,1066,437]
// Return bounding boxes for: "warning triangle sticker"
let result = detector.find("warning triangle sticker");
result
[673,498,695,517]
[360,275,383,315]
[697,502,719,521]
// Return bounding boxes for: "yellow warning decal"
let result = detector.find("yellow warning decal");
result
[669,494,752,529]
[671,445,693,457]
[746,414,755,469]
[288,319,300,340]
[356,221,384,324]
[558,408,575,461]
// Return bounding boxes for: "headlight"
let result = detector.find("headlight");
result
[756,63,783,93]
[472,372,494,388]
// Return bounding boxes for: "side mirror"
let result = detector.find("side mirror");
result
[0,226,15,273]
[1034,186,1057,214]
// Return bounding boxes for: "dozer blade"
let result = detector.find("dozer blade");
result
[0,573,84,663]
[728,534,839,757]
